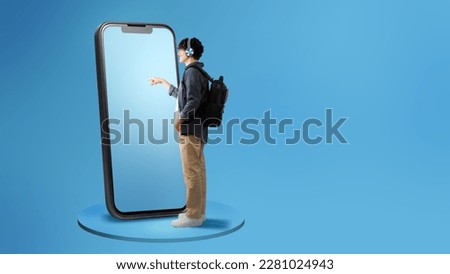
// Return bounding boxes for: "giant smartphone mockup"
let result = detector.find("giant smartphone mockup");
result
[95,22,185,219]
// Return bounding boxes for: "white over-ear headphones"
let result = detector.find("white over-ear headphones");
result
[185,38,194,57]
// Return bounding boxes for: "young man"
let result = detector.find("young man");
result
[149,37,208,227]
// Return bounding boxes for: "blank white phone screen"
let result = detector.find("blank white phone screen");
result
[102,24,185,213]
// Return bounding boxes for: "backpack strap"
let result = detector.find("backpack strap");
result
[187,65,213,82]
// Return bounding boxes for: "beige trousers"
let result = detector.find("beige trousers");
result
[178,134,206,219]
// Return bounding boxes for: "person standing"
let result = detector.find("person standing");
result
[149,37,208,227]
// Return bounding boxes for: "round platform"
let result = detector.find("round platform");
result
[77,201,245,242]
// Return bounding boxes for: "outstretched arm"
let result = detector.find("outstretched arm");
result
[149,77,179,99]
[149,77,171,89]
[149,77,183,131]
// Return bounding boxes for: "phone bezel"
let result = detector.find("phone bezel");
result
[94,22,185,219]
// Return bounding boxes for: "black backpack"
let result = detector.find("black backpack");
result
[190,66,229,127]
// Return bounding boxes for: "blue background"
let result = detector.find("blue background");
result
[1,0,449,253]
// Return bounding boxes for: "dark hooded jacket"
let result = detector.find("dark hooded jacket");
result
[168,62,209,143]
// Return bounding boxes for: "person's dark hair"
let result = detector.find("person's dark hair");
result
[178,37,204,60]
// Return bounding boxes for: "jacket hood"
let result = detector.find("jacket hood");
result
[185,61,204,70]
